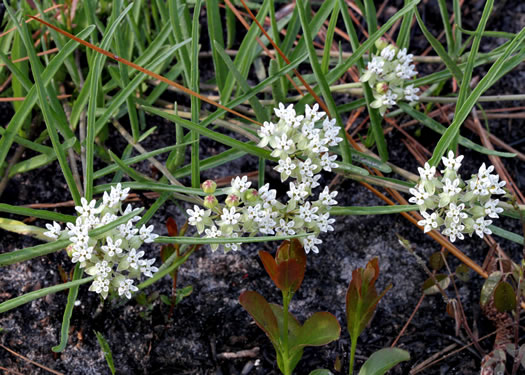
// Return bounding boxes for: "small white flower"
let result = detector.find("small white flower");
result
[473,217,492,238]
[417,211,439,233]
[417,163,436,181]
[245,204,263,222]
[317,212,335,232]
[319,153,338,172]
[367,56,385,74]
[44,221,62,239]
[205,225,222,238]
[319,187,338,206]
[298,158,317,178]
[443,222,465,243]
[93,261,112,278]
[404,84,420,102]
[275,134,294,152]
[484,199,503,219]
[409,185,429,205]
[231,175,252,193]
[446,203,468,224]
[303,235,322,254]
[118,279,138,299]
[299,202,319,223]
[274,102,296,120]
[127,248,145,269]
[287,182,309,202]
[75,197,104,217]
[275,157,297,180]
[257,121,277,147]
[304,103,325,122]
[275,219,296,236]
[91,277,111,295]
[220,207,241,225]
[101,237,123,257]
[303,174,322,189]
[442,178,461,197]
[187,205,207,226]
[139,224,158,243]
[397,48,414,64]
[487,174,506,195]
[139,258,158,277]
[383,90,398,107]
[380,45,397,61]
[309,134,329,154]
[441,151,464,172]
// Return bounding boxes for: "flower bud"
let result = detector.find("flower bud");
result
[66,244,74,258]
[203,195,218,209]
[375,82,389,94]
[225,194,240,207]
[201,180,217,194]
[374,38,389,51]
[244,188,259,202]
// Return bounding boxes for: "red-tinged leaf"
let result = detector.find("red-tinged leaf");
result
[494,281,516,313]
[166,217,178,237]
[239,291,279,345]
[290,312,340,353]
[346,258,391,341]
[276,239,307,268]
[276,259,305,293]
[259,250,279,287]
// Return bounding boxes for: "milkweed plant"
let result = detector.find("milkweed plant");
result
[0,1,524,374]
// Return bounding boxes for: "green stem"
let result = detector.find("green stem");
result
[349,336,358,375]
[282,291,292,375]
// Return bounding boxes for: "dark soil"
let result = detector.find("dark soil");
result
[1,1,525,374]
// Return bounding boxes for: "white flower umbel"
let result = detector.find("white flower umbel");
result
[188,103,343,254]
[361,40,420,116]
[44,183,159,300]
[410,152,507,243]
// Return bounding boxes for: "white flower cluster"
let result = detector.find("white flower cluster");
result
[360,39,419,116]
[44,184,159,299]
[187,103,341,254]
[410,151,506,242]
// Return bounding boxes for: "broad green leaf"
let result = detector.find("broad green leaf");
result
[239,291,279,345]
[358,348,410,375]
[494,281,516,312]
[290,312,341,353]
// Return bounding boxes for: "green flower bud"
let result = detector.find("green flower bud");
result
[375,82,389,94]
[225,194,240,207]
[201,180,217,194]
[244,188,259,202]
[374,38,389,51]
[203,195,218,209]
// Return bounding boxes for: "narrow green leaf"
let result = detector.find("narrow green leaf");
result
[0,203,75,223]
[414,10,463,82]
[489,225,524,245]
[330,205,417,216]
[94,331,116,375]
[428,26,525,166]
[0,276,94,313]
[398,103,515,158]
[52,264,83,352]
[155,233,309,245]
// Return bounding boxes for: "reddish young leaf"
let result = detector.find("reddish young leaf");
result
[239,291,279,345]
[276,259,305,293]
[166,217,178,237]
[276,239,307,268]
[259,250,279,287]
[346,258,392,341]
